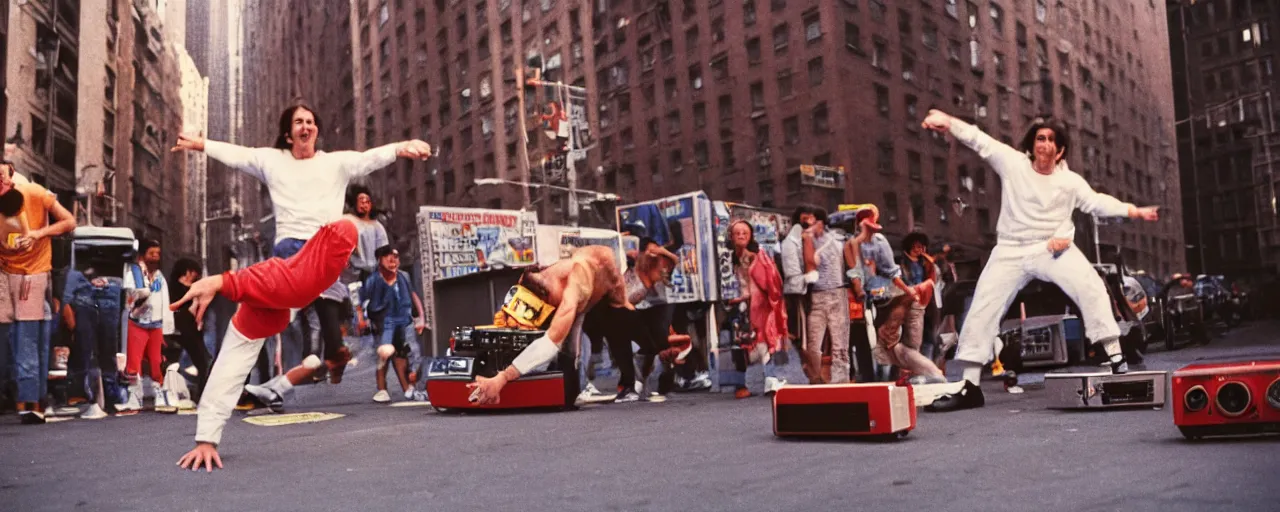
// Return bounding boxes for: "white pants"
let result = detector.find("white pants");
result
[955,243,1120,365]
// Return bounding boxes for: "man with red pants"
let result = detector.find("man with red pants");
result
[170,103,431,471]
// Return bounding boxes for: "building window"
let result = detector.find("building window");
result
[805,11,822,42]
[1035,0,1047,23]
[694,102,707,128]
[845,22,861,52]
[989,3,1003,34]
[744,1,757,26]
[922,20,938,49]
[883,192,900,223]
[668,111,681,134]
[808,57,824,86]
[966,2,979,29]
[784,116,800,145]
[933,157,947,184]
[877,142,893,174]
[908,151,922,182]
[970,40,982,70]
[747,38,762,63]
[661,39,674,61]
[905,94,918,120]
[687,27,700,55]
[812,102,829,134]
[719,94,733,122]
[773,23,789,53]
[694,141,709,167]
[903,53,916,82]
[778,70,793,97]
[875,84,890,117]
[870,0,885,22]
[872,38,888,69]
[689,64,703,90]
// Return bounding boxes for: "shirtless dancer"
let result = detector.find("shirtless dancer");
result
[920,110,1159,412]
[467,243,679,405]
[171,103,431,471]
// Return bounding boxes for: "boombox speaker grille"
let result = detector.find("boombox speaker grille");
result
[777,402,871,433]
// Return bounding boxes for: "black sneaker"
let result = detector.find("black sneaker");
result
[19,410,46,425]
[613,390,640,403]
[924,381,985,412]
[243,384,285,413]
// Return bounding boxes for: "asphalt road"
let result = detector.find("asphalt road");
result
[2,321,1279,512]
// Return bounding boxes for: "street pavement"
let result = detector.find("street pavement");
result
[2,321,1279,512]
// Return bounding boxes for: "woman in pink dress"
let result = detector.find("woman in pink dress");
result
[725,220,789,398]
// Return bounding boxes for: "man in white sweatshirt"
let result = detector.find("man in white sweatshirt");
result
[920,110,1159,412]
[169,103,432,471]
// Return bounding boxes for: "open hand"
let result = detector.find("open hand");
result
[170,275,224,331]
[465,374,507,405]
[396,140,433,160]
[177,442,223,472]
[1047,238,1072,254]
[171,133,206,153]
[921,109,953,134]
[1129,205,1160,222]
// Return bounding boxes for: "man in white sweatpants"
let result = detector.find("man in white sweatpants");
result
[920,110,1160,412]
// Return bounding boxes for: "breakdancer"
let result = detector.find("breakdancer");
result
[170,103,432,471]
[920,110,1159,412]
[467,244,679,405]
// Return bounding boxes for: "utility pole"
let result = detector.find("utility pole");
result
[1178,1,1208,275]
[513,51,533,212]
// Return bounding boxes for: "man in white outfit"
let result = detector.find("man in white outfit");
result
[919,110,1160,412]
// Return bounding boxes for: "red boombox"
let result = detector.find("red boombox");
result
[425,327,579,412]
[1171,360,1280,440]
[773,383,917,439]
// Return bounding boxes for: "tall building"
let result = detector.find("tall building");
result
[1169,0,1279,280]
[3,0,82,194]
[1,0,9,142]
[241,0,1184,276]
[187,0,263,273]
[239,0,357,252]
[177,42,208,261]
[587,0,1183,275]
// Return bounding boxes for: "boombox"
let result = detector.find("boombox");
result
[1171,360,1280,440]
[1044,370,1168,409]
[773,383,916,439]
[425,327,579,411]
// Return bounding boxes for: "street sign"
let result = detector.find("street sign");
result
[800,164,846,189]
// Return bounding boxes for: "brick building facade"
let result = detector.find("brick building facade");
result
[3,0,199,259]
[238,0,1185,277]
[1170,0,1279,281]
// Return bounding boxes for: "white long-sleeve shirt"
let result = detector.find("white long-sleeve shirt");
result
[951,120,1130,245]
[122,264,174,334]
[204,140,400,243]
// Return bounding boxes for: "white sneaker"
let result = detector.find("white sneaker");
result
[119,388,143,412]
[689,373,712,391]
[1006,385,1026,394]
[155,390,180,413]
[81,403,108,420]
[584,382,603,396]
[372,390,391,403]
[764,377,787,395]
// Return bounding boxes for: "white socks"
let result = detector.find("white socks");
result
[1100,337,1123,363]
[960,361,983,386]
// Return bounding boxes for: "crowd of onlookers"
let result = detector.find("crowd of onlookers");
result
[0,177,435,424]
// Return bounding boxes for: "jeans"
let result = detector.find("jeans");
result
[69,300,123,397]
[10,317,52,404]
[378,318,422,371]
[806,288,851,384]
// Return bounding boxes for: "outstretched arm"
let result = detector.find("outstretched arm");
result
[921,109,1022,178]
[337,140,433,179]
[1071,176,1160,222]
[173,133,271,182]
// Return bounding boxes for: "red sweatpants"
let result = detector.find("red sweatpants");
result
[220,220,359,339]
[126,322,165,381]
